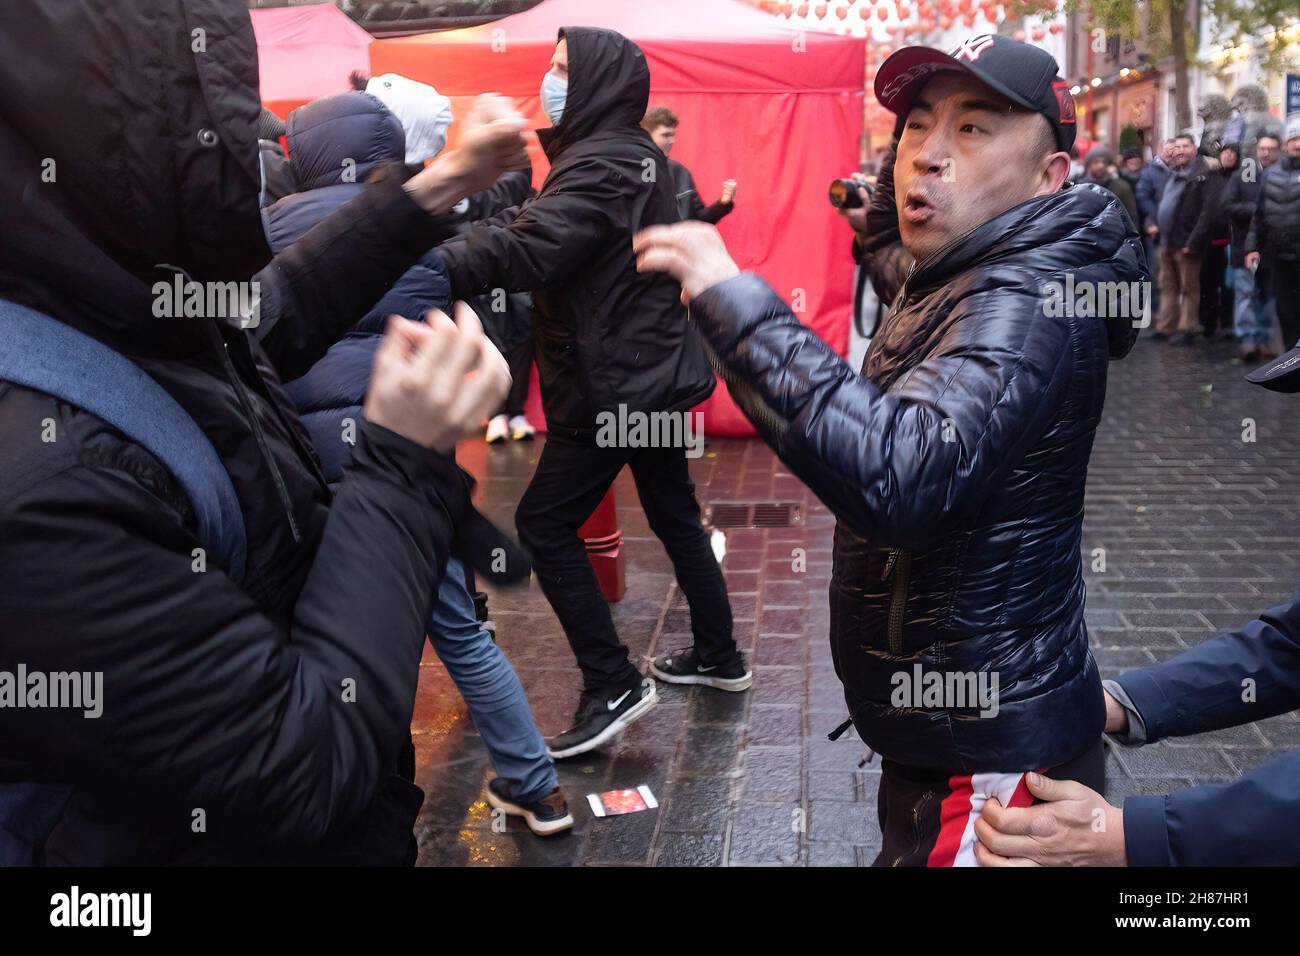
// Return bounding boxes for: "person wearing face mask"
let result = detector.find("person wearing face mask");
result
[262,89,571,838]
[437,28,748,760]
[359,72,541,445]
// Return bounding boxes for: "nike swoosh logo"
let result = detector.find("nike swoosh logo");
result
[606,689,633,711]
[698,665,718,673]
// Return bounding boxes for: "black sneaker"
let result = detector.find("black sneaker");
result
[650,646,753,692]
[486,779,574,836]
[546,677,658,759]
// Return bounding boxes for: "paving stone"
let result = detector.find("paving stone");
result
[654,832,725,866]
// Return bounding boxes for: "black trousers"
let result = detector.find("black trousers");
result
[1199,242,1230,336]
[497,337,533,419]
[1273,262,1300,348]
[515,435,734,694]
[871,738,1106,867]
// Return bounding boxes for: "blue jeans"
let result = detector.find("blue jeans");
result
[1233,265,1277,348]
[428,558,556,802]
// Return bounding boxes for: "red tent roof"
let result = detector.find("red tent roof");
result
[372,0,864,95]
[251,3,373,111]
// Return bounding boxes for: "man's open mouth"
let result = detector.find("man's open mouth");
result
[903,190,935,224]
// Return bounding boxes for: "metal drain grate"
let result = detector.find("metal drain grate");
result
[704,501,802,529]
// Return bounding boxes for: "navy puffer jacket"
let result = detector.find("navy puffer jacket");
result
[264,91,534,479]
[263,92,405,252]
[690,183,1146,773]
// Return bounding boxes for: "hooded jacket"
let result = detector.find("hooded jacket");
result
[0,0,468,864]
[688,184,1145,773]
[263,92,407,253]
[436,27,715,438]
[263,92,533,480]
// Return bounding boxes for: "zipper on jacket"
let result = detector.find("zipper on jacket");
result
[891,788,932,867]
[206,321,302,544]
[883,548,911,656]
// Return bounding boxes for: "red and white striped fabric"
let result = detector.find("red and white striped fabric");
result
[926,771,1037,867]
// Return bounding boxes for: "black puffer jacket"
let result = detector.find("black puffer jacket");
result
[1246,154,1300,264]
[437,27,714,438]
[0,0,468,864]
[691,184,1145,773]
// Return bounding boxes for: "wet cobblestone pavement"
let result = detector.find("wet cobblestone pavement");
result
[411,335,1300,866]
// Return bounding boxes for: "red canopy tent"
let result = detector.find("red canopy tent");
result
[252,4,374,119]
[371,0,865,435]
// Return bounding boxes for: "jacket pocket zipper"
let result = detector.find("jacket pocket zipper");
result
[892,788,931,867]
[882,548,911,656]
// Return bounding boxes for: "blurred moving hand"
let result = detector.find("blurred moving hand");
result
[633,222,740,302]
[365,302,511,454]
[404,93,530,213]
[720,179,737,204]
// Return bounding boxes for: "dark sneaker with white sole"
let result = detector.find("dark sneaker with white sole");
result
[486,779,574,836]
[651,646,752,691]
[546,677,658,759]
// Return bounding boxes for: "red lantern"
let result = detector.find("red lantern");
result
[860,5,871,18]
[1032,26,1045,40]
[877,6,888,20]
[836,3,849,20]
[1049,22,1064,34]
[962,12,975,25]
[941,15,953,28]
[797,2,810,16]
[814,2,828,18]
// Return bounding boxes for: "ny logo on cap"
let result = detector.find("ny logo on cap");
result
[948,35,996,62]
[1053,80,1076,125]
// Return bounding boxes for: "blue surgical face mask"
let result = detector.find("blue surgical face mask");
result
[541,71,567,126]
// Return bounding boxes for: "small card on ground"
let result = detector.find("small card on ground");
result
[586,785,659,817]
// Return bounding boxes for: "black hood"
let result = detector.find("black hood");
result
[537,27,650,160]
[0,0,272,356]
[286,92,406,193]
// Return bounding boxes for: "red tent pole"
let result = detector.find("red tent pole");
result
[578,488,626,603]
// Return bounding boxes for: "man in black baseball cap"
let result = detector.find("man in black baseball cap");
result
[872,33,1078,262]
[633,34,1145,865]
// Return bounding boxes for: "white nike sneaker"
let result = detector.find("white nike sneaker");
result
[508,414,536,441]
[485,414,510,445]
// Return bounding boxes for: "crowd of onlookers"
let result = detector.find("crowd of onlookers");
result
[1080,119,1300,361]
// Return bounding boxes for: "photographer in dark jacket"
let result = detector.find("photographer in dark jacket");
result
[438,28,748,760]
[0,0,525,864]
[636,35,1145,866]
